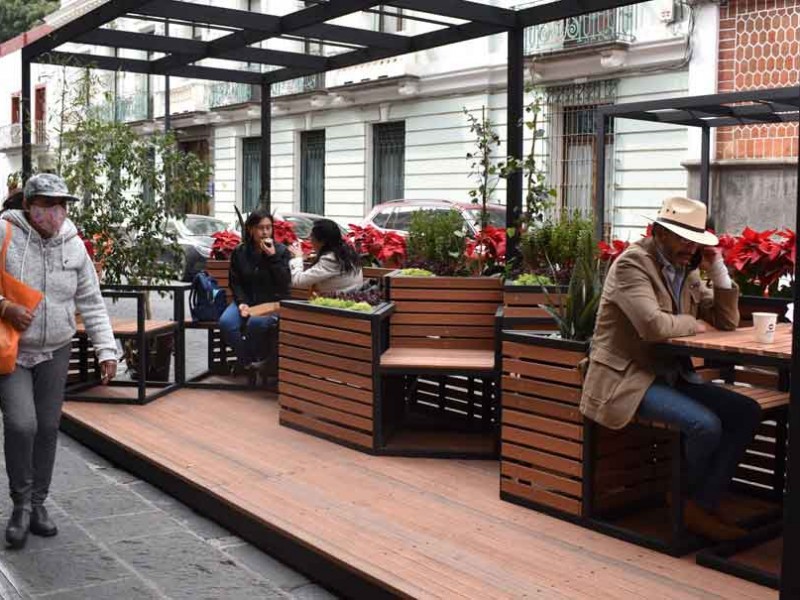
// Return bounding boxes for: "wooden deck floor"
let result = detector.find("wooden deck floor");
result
[61,389,777,600]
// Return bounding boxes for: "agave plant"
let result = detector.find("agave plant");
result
[541,229,603,342]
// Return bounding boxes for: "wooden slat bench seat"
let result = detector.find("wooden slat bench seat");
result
[77,318,175,338]
[377,275,503,457]
[380,347,495,372]
[719,384,790,412]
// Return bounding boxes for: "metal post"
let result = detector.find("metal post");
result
[21,49,32,180]
[594,112,607,242]
[700,126,710,206]
[260,82,271,212]
[506,28,524,265]
[164,19,170,133]
[779,94,800,599]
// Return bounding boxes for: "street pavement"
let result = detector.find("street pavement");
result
[0,289,337,599]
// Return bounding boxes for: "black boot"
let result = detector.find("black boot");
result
[5,507,30,549]
[30,506,57,537]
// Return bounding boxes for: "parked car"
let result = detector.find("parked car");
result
[362,199,506,236]
[162,214,229,282]
[229,211,348,238]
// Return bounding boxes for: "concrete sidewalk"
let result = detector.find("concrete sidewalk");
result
[0,429,336,599]
[0,291,337,599]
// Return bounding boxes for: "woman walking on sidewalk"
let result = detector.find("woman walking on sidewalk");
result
[0,174,117,549]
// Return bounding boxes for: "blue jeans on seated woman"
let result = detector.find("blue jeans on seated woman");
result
[219,303,279,368]
[638,380,762,511]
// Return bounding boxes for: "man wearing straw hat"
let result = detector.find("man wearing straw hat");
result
[581,196,762,542]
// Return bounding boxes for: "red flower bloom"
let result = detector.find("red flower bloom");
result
[598,239,630,263]
[465,226,506,264]
[345,224,407,267]
[720,227,795,295]
[272,219,298,245]
[210,230,241,260]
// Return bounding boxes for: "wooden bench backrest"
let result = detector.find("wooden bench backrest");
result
[387,276,502,351]
[503,287,565,331]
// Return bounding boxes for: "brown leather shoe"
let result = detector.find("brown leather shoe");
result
[684,500,747,542]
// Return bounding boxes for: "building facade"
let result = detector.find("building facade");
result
[1,0,699,240]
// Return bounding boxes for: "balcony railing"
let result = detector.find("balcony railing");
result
[209,82,261,109]
[0,122,47,151]
[272,73,326,97]
[524,5,636,55]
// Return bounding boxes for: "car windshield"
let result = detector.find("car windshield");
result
[283,216,314,239]
[466,208,506,229]
[181,216,228,236]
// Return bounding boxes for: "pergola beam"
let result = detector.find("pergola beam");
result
[389,0,517,27]
[76,29,328,70]
[34,50,153,75]
[267,20,506,84]
[150,0,385,76]
[25,0,153,59]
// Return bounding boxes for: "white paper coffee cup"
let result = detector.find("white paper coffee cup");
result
[752,312,778,344]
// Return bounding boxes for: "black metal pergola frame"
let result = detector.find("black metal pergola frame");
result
[596,87,800,600]
[19,0,644,258]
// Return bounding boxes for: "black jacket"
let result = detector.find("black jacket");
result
[229,242,291,306]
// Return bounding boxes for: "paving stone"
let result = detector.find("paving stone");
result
[224,543,311,592]
[110,530,284,600]
[126,481,177,507]
[288,583,339,600]
[1,543,128,596]
[55,485,151,522]
[0,521,92,555]
[158,502,231,541]
[32,577,162,600]
[79,510,182,544]
[49,450,110,493]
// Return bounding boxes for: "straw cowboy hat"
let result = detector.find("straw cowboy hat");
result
[647,196,719,246]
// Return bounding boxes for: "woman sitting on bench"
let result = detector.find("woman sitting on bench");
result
[288,219,363,294]
[221,209,291,373]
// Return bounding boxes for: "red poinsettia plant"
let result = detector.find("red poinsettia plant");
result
[345,224,407,267]
[597,223,654,263]
[77,230,96,261]
[272,219,298,245]
[210,230,241,260]
[465,225,506,274]
[718,227,795,296]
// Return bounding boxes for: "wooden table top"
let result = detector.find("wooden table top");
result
[661,322,793,366]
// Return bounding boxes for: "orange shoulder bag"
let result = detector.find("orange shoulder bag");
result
[0,221,43,374]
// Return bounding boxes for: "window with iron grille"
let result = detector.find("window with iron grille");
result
[242,137,262,213]
[539,80,617,215]
[301,130,326,215]
[372,122,405,205]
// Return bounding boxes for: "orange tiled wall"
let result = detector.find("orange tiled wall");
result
[717,0,800,159]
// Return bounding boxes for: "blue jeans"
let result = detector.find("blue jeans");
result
[219,303,279,367]
[638,380,762,510]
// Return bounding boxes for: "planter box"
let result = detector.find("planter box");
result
[500,332,588,518]
[502,284,567,332]
[278,300,394,453]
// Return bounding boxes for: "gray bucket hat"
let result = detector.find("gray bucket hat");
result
[23,173,79,202]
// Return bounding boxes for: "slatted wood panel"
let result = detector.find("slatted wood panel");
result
[501,337,588,517]
[387,275,502,351]
[61,391,777,600]
[502,286,566,331]
[279,304,378,451]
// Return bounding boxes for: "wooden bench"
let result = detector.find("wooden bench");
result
[588,376,789,556]
[377,274,503,457]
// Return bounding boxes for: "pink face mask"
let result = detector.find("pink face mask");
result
[28,204,67,238]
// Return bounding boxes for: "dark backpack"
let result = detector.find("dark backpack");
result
[189,271,228,321]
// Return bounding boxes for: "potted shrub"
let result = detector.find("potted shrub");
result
[500,229,601,518]
[278,292,395,453]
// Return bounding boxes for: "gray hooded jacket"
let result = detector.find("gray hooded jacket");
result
[0,210,116,363]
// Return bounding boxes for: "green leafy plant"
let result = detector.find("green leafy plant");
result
[511,273,553,286]
[398,268,435,277]
[309,297,374,312]
[464,106,517,231]
[405,209,468,275]
[520,210,594,283]
[519,88,557,226]
[542,229,603,342]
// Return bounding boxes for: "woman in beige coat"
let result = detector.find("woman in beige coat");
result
[289,219,363,294]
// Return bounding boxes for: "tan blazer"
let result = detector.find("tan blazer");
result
[580,237,740,430]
